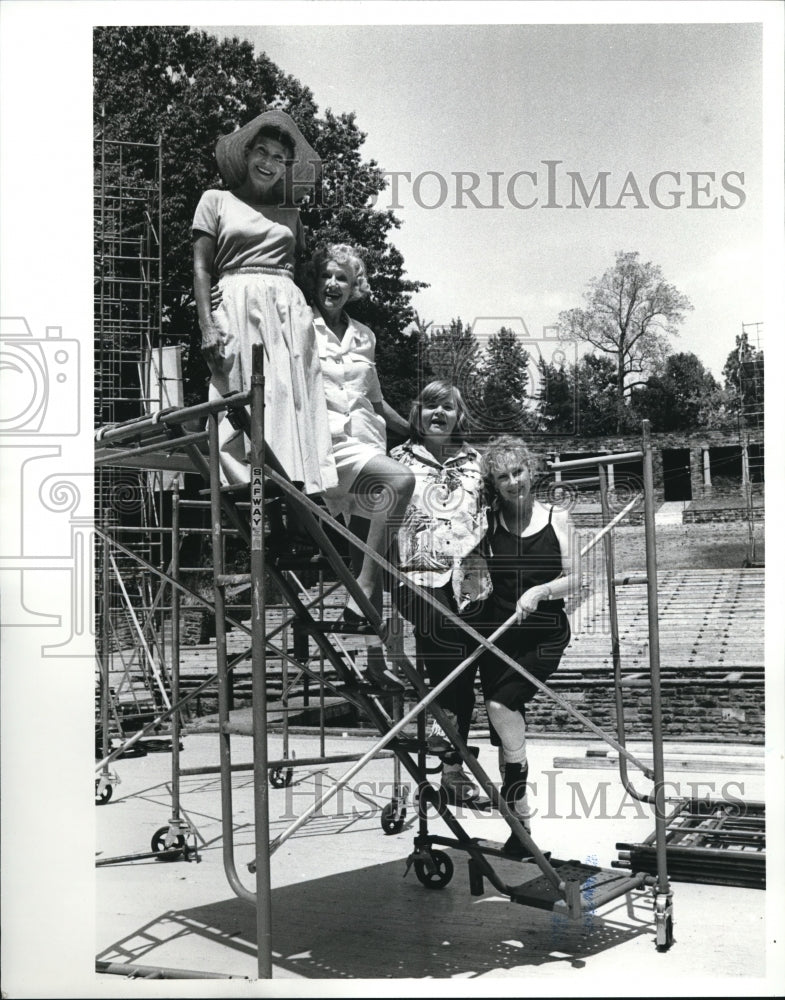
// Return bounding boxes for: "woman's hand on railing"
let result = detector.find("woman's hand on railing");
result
[515,584,551,622]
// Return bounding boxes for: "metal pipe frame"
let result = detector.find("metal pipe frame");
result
[96,381,672,966]
[94,429,208,465]
[166,414,661,916]
[169,484,183,830]
[177,418,572,902]
[597,467,655,806]
[641,421,672,911]
[92,534,379,774]
[264,463,655,777]
[549,450,643,471]
[94,389,251,445]
[207,412,254,908]
[249,344,274,978]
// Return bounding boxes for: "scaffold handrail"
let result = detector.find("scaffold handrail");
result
[92,387,656,780]
[264,463,656,780]
[94,390,251,445]
[549,450,643,471]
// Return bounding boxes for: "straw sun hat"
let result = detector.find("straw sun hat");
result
[215,109,322,195]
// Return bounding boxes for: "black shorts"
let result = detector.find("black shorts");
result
[477,604,570,713]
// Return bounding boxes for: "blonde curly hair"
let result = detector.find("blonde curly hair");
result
[309,243,371,302]
[481,435,535,500]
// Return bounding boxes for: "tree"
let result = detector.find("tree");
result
[723,330,764,431]
[631,352,725,432]
[480,327,532,433]
[537,354,620,435]
[93,26,426,411]
[534,356,575,434]
[421,318,483,396]
[557,251,692,432]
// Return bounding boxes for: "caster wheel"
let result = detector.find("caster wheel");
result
[414,849,454,889]
[380,802,406,835]
[95,780,113,805]
[269,766,294,788]
[151,826,185,861]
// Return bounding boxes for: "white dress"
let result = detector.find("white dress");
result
[312,307,388,517]
[193,190,337,494]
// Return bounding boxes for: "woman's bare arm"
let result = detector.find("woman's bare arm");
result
[193,232,225,373]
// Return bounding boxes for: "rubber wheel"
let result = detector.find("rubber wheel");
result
[269,766,293,788]
[95,780,113,805]
[380,802,406,835]
[151,826,185,861]
[413,849,454,889]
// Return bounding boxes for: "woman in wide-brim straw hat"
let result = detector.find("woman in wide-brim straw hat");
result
[193,109,337,494]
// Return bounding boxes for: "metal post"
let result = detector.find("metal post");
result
[170,482,182,824]
[641,420,673,946]
[319,569,326,758]
[100,533,111,769]
[250,343,273,979]
[208,413,243,896]
[597,466,623,732]
[741,432,756,563]
[595,476,650,805]
[281,619,290,763]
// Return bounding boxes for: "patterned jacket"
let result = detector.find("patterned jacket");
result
[390,440,492,610]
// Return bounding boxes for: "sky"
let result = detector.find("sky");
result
[199,22,765,376]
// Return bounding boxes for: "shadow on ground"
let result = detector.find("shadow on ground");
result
[97,853,654,978]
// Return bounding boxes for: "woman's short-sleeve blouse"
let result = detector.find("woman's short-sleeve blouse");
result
[192,189,303,275]
[312,308,385,447]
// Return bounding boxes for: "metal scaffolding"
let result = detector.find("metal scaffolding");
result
[94,126,187,762]
[94,349,676,978]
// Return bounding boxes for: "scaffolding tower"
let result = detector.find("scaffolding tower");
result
[94,128,178,750]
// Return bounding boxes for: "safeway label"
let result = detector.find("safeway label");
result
[251,468,264,550]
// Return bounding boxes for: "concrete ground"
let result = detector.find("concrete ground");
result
[92,729,774,993]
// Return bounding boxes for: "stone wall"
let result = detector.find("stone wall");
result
[683,507,764,525]
[474,676,764,742]
[525,430,764,504]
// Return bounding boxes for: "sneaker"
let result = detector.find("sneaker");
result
[441,767,480,804]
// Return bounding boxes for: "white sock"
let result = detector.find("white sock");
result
[503,742,527,766]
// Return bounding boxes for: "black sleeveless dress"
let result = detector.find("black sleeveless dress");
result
[477,506,571,712]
